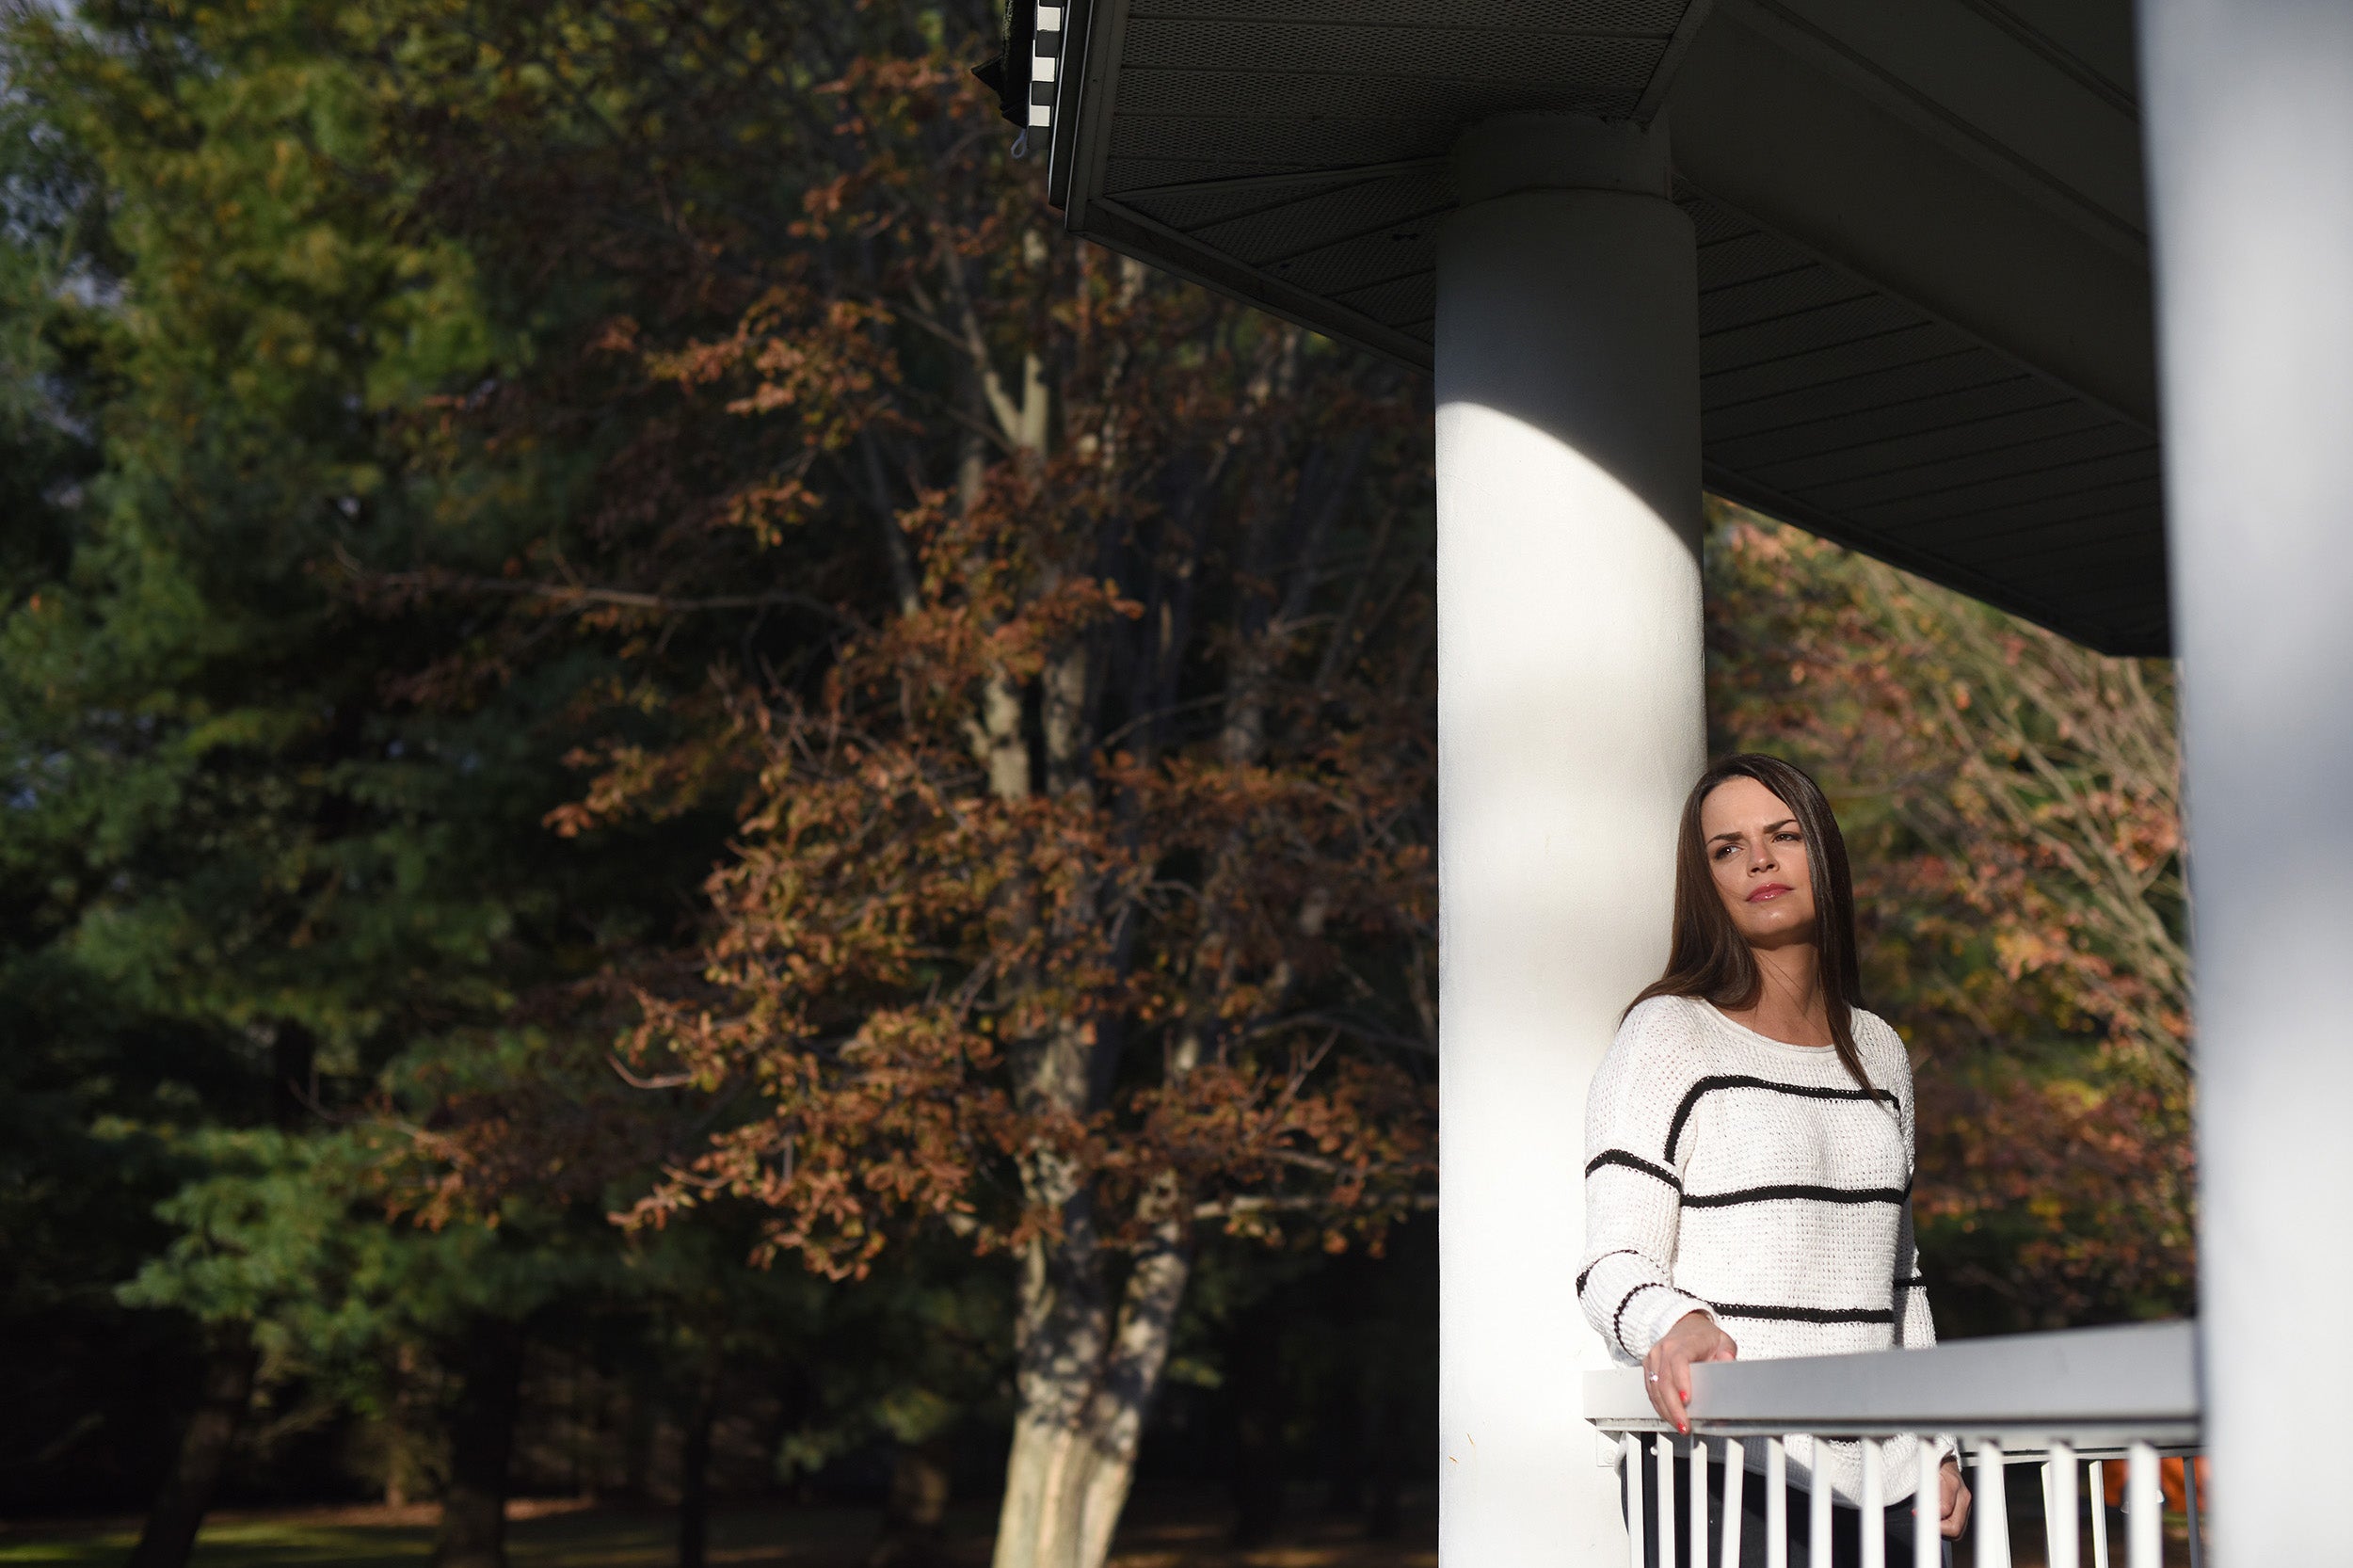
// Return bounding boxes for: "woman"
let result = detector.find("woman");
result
[1579,755,1972,1566]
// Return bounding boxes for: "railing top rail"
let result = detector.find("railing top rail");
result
[1583,1320,2198,1444]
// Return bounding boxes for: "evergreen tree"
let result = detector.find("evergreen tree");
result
[0,1,733,1556]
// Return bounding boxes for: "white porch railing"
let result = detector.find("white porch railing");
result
[1582,1321,2201,1568]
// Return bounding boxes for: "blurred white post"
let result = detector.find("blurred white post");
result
[1657,1435,1678,1565]
[2139,0,2353,1560]
[1625,1433,1646,1568]
[2045,1441,2078,1568]
[1690,1438,1709,1564]
[1435,109,1705,1568]
[2124,1444,2159,1568]
[1976,1443,2011,1568]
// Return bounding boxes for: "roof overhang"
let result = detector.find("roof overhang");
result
[1034,0,2168,656]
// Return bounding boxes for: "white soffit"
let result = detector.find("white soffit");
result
[1040,0,2168,656]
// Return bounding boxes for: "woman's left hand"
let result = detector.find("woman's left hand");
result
[1936,1459,1971,1539]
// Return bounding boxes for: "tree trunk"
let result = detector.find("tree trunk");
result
[677,1354,721,1568]
[621,1362,660,1502]
[965,319,1195,1568]
[1365,1388,1401,1542]
[126,1321,258,1568]
[432,1317,528,1568]
[1225,1293,1289,1546]
[868,1441,953,1568]
[990,1182,1193,1568]
[269,1022,316,1128]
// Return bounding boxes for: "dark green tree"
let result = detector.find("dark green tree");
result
[0,1,735,1558]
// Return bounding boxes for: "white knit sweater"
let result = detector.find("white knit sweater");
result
[1579,994,1947,1504]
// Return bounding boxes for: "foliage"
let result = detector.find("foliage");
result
[0,0,2199,1539]
[1706,504,2194,1328]
[335,9,1443,1560]
[0,0,1433,1549]
[0,0,742,1514]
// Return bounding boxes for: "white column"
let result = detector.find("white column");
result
[1436,113,1705,1568]
[2137,1,2353,1562]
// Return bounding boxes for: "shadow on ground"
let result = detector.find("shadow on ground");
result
[0,1488,1442,1568]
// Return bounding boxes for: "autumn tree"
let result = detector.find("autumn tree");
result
[342,9,1440,1568]
[1706,504,2193,1327]
[611,302,1439,1568]
[11,4,1433,1564]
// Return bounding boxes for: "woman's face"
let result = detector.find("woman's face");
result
[1699,776,1817,948]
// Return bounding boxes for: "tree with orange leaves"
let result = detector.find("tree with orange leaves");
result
[354,9,1441,1568]
[594,184,1439,1568]
[1706,504,2193,1328]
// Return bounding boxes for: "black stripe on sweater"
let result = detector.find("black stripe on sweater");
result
[1705,1301,1896,1326]
[1897,1273,1927,1289]
[1664,1075,1897,1162]
[1611,1282,1672,1354]
[1586,1149,1682,1191]
[1681,1183,1909,1209]
[1577,1248,1641,1298]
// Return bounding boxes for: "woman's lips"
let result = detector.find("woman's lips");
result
[1747,883,1792,903]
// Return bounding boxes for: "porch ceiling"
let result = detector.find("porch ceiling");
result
[1041,0,2168,657]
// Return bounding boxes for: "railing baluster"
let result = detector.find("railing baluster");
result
[2041,1457,2054,1563]
[2126,1442,2159,1568]
[1914,1438,1940,1568]
[2088,1460,2109,1568]
[1625,1432,1646,1568]
[1591,1421,2196,1568]
[2046,1441,2078,1568]
[1861,1438,1885,1568]
[1809,1438,1833,1568]
[2183,1453,2202,1568]
[1692,1435,1710,1568]
[1722,1440,1746,1568]
[1977,1440,2012,1568]
[1592,1423,2200,1568]
[1579,1324,2201,1568]
[1658,1433,1677,1568]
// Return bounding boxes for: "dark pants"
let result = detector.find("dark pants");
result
[1622,1448,1955,1568]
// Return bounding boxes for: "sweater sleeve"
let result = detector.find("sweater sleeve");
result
[1577,1000,1720,1364]
[1895,1205,1936,1349]
[1884,1038,1956,1470]
[1887,1045,1938,1352]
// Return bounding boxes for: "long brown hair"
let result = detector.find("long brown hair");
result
[1628,754,1879,1096]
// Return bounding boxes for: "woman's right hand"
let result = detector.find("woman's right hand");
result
[1641,1311,1739,1432]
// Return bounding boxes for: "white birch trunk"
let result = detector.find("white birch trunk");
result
[991,1186,1192,1568]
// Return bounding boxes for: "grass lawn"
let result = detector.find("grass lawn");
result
[0,1493,1442,1568]
[0,1500,899,1568]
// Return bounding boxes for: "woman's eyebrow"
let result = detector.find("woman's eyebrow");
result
[1708,818,1798,844]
